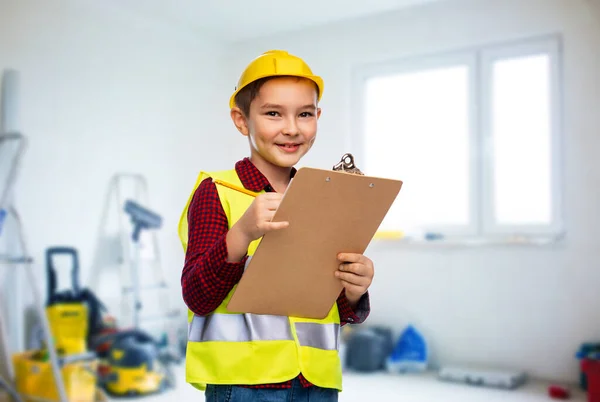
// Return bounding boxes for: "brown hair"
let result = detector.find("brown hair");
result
[233,76,320,117]
[233,77,272,117]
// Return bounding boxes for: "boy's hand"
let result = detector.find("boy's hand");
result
[335,253,374,307]
[237,193,289,242]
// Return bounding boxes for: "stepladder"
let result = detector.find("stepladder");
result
[1,71,106,402]
[0,132,69,402]
[87,173,181,349]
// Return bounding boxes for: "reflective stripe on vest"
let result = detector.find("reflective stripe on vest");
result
[189,314,340,351]
[295,322,339,351]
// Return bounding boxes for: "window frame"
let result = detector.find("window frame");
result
[479,37,564,237]
[350,35,564,241]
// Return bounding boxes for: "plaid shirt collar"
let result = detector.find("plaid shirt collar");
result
[235,157,297,193]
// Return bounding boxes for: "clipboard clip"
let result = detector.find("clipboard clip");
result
[333,153,364,175]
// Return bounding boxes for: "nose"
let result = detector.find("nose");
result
[282,116,299,136]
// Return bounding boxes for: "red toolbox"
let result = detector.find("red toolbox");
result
[582,359,600,402]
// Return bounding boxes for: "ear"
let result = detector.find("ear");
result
[230,107,249,136]
[316,107,322,120]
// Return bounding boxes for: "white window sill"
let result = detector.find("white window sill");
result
[371,232,565,248]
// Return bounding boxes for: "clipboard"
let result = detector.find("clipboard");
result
[226,167,403,319]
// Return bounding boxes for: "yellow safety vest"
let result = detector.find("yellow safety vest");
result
[178,169,342,391]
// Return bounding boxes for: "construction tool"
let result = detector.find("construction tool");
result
[88,174,180,348]
[45,247,90,356]
[123,199,162,330]
[92,329,177,396]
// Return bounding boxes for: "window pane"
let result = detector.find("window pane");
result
[492,54,552,225]
[364,65,471,233]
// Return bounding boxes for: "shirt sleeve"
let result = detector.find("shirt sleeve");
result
[181,178,248,316]
[337,289,371,326]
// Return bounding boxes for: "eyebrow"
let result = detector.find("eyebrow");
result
[260,103,283,109]
[259,103,316,110]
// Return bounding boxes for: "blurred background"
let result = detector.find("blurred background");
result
[1,0,600,401]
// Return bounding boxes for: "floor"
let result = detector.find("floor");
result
[116,364,588,402]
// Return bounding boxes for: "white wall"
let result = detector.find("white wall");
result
[224,0,600,382]
[0,0,232,350]
[588,0,600,21]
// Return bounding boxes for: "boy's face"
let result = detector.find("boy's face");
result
[231,76,321,169]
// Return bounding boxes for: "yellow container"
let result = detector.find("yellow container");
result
[105,364,164,396]
[13,350,97,402]
[46,303,88,355]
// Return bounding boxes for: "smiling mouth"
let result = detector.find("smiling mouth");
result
[277,143,301,153]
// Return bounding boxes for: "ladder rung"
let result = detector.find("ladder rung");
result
[58,351,97,366]
[139,312,180,322]
[122,283,168,293]
[0,254,33,264]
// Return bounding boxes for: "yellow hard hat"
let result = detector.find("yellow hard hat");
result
[229,50,324,109]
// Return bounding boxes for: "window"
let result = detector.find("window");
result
[352,37,563,241]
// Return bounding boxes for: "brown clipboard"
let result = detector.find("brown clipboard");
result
[226,167,403,319]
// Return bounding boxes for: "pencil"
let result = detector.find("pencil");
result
[212,179,259,197]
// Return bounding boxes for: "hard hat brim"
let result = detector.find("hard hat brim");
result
[229,73,324,109]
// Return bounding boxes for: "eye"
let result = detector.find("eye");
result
[299,112,313,118]
[266,111,280,117]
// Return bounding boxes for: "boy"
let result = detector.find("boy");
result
[178,50,375,402]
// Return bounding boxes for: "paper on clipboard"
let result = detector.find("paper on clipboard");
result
[226,167,403,319]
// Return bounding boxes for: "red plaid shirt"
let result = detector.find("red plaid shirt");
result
[181,157,370,389]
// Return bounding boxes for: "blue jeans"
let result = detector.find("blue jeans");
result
[205,379,339,402]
